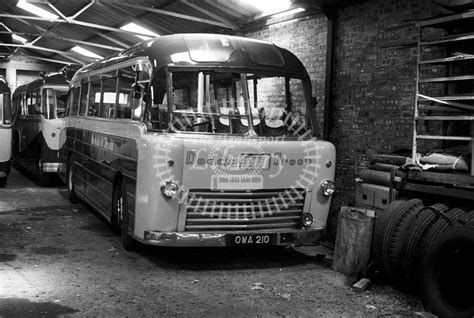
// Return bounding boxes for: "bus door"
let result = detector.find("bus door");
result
[23,89,42,164]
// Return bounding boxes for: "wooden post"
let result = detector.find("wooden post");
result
[332,206,375,278]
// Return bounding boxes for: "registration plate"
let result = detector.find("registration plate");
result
[227,234,276,246]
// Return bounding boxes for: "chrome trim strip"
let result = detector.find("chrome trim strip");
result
[142,228,323,247]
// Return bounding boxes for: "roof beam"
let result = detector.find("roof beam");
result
[0,13,162,38]
[0,43,85,65]
[71,0,96,20]
[23,55,75,65]
[47,3,68,21]
[0,30,123,51]
[180,0,240,30]
[93,31,130,49]
[107,3,175,35]
[116,2,233,29]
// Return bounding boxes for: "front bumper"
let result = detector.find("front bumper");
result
[41,162,60,173]
[141,228,323,247]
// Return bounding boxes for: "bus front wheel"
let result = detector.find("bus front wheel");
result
[113,181,136,251]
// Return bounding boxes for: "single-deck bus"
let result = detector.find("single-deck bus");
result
[58,34,336,250]
[0,75,12,187]
[12,72,68,185]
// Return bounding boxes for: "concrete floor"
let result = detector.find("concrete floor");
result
[0,168,425,317]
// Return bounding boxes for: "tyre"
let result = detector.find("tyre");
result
[419,226,474,318]
[456,211,474,226]
[382,198,423,284]
[66,157,78,203]
[421,207,466,262]
[401,203,449,290]
[0,177,6,188]
[372,199,406,276]
[113,180,136,251]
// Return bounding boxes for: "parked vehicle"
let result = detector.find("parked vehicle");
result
[0,75,12,187]
[11,72,68,185]
[58,34,336,250]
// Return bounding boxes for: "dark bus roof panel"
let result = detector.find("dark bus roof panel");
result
[0,75,10,94]
[13,72,69,94]
[75,34,310,80]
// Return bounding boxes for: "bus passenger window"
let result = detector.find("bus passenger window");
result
[70,87,80,116]
[42,89,55,119]
[27,91,40,115]
[66,90,73,117]
[79,82,88,116]
[116,67,135,119]
[88,80,101,117]
[101,76,117,118]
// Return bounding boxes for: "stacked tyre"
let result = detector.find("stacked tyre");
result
[372,200,473,317]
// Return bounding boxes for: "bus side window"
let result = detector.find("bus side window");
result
[101,71,117,118]
[66,90,73,117]
[148,70,167,130]
[116,67,134,119]
[71,87,80,116]
[42,89,54,119]
[28,91,40,115]
[79,81,88,116]
[88,77,101,117]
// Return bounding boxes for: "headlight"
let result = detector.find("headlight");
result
[320,180,335,197]
[161,181,179,198]
[301,213,313,228]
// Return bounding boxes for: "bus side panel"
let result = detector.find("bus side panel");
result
[57,120,69,182]
[79,120,139,221]
[41,117,64,163]
[134,134,185,239]
[307,141,336,230]
[0,128,11,177]
[0,128,11,163]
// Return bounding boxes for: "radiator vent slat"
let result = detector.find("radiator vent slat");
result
[185,189,305,231]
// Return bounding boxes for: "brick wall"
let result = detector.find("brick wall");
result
[245,0,451,237]
[16,70,43,89]
[0,53,59,91]
[330,0,445,213]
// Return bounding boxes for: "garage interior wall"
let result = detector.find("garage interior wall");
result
[0,55,58,91]
[248,0,448,236]
[2,0,452,237]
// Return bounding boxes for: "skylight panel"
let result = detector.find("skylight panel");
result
[17,0,59,20]
[12,34,28,44]
[120,23,159,41]
[240,0,290,13]
[271,7,306,19]
[71,46,102,59]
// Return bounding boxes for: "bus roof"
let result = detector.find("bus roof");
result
[74,33,310,80]
[13,72,68,94]
[0,75,10,94]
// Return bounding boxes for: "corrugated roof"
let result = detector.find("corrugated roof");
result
[0,0,345,65]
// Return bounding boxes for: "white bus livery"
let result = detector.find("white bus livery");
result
[59,34,336,250]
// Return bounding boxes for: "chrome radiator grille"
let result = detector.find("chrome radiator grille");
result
[184,188,305,231]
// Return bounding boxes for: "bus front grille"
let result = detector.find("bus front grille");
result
[184,188,305,231]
